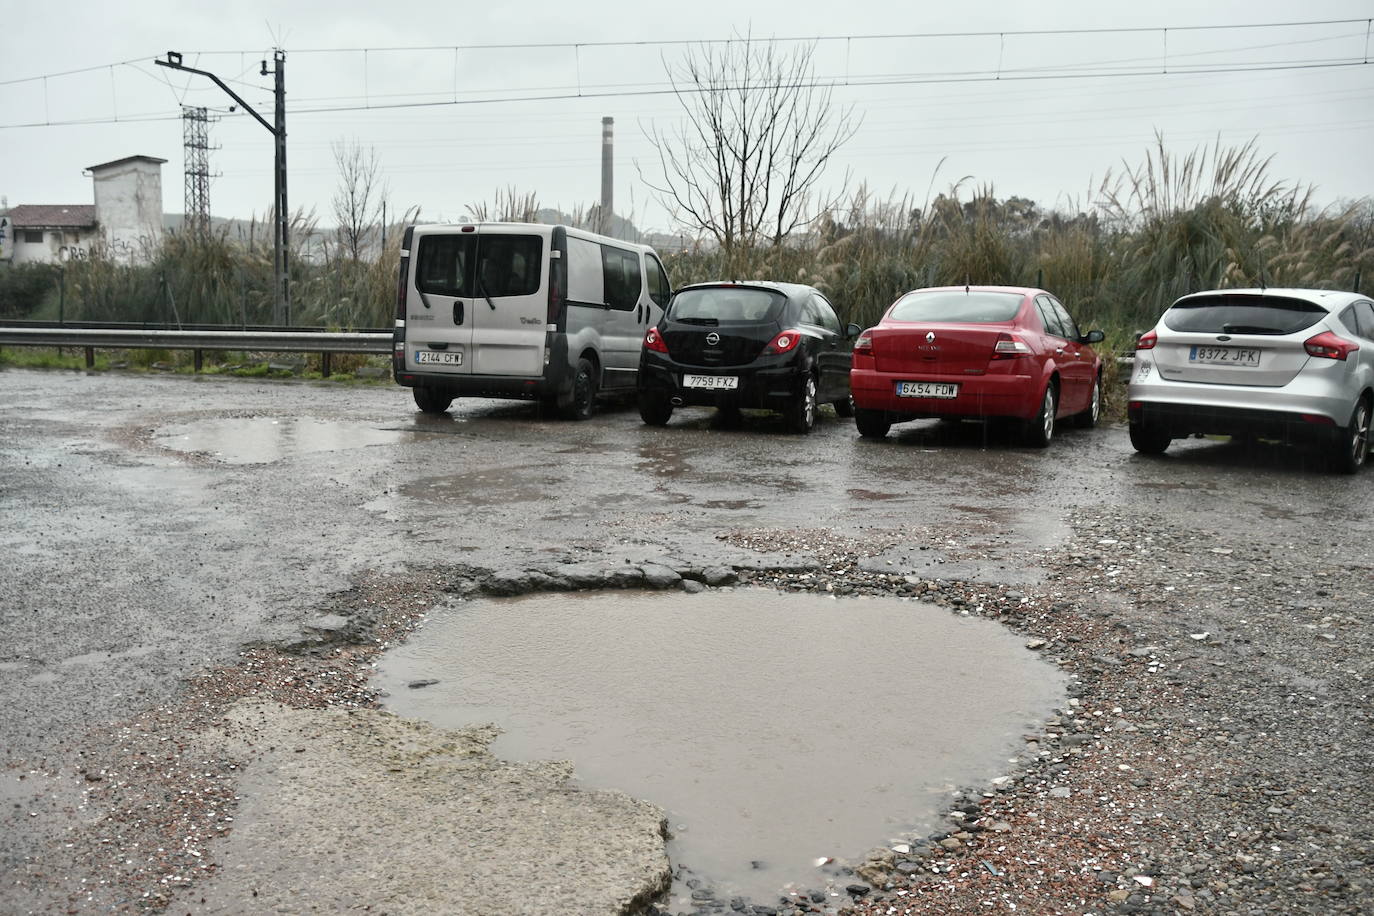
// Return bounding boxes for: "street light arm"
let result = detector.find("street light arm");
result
[154,57,277,136]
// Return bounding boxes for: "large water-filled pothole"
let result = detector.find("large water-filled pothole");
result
[376,589,1065,905]
[154,417,413,463]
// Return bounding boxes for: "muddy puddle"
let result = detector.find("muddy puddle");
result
[376,589,1065,906]
[154,417,413,464]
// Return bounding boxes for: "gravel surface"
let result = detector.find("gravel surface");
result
[676,515,1372,916]
[4,370,1371,915]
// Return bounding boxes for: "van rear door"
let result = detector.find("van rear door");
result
[408,229,476,376]
[468,228,548,377]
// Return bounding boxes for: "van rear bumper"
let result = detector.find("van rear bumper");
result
[393,331,572,401]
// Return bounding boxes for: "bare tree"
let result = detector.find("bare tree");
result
[331,141,387,262]
[641,35,858,256]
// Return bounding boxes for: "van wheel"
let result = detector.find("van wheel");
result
[854,408,890,440]
[561,358,597,421]
[833,394,855,418]
[1331,398,1370,474]
[1023,383,1057,447]
[638,392,673,426]
[413,386,453,414]
[785,374,818,434]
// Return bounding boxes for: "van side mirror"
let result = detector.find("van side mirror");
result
[1082,329,1105,344]
[845,323,863,338]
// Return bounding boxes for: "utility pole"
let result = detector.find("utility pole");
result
[156,50,290,324]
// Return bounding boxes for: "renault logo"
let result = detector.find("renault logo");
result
[925,332,936,343]
[706,332,721,346]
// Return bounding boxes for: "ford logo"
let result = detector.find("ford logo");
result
[706,332,721,346]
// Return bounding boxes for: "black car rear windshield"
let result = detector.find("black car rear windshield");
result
[888,290,1023,323]
[668,287,785,324]
[1163,295,1327,335]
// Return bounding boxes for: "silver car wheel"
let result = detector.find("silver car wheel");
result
[1041,387,1055,441]
[1351,400,1370,467]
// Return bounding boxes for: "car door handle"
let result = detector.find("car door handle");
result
[453,302,464,326]
[636,304,643,323]
[1055,347,1065,355]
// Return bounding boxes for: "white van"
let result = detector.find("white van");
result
[391,223,672,418]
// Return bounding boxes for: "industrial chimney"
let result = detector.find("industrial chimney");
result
[600,116,614,236]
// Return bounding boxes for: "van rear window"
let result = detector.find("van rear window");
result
[668,287,784,323]
[415,233,542,298]
[888,290,1023,323]
[1163,295,1326,335]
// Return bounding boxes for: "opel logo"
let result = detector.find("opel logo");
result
[925,332,936,343]
[706,332,721,346]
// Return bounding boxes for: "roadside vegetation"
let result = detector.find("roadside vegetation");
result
[2,38,1369,354]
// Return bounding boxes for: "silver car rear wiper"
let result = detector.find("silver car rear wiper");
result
[478,277,497,310]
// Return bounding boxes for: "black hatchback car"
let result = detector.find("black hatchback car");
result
[637,281,860,433]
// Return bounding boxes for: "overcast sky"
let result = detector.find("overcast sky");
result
[4,1,1371,235]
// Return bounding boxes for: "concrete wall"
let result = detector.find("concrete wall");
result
[92,159,163,262]
[7,228,94,265]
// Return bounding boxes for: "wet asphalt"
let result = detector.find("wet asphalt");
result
[2,367,1372,911]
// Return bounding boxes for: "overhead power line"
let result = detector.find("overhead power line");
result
[2,54,1368,131]
[1,17,1368,87]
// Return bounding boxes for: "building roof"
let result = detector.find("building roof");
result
[7,205,97,228]
[87,155,168,172]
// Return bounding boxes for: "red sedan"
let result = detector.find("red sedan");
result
[850,286,1105,446]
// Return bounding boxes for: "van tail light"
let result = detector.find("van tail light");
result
[644,327,669,354]
[1136,330,1157,350]
[992,333,1032,359]
[764,329,802,355]
[1304,331,1359,360]
[394,255,409,320]
[547,254,567,327]
[853,329,874,355]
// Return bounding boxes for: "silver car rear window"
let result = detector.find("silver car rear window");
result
[888,290,1023,323]
[1163,295,1326,335]
[669,287,785,323]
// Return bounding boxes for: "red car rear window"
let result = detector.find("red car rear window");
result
[888,290,1023,323]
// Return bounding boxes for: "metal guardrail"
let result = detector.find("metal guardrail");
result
[0,325,393,377]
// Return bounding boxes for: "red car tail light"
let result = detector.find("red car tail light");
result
[991,332,1032,359]
[1136,330,1157,350]
[644,327,669,354]
[853,330,873,355]
[1304,331,1359,360]
[763,329,802,355]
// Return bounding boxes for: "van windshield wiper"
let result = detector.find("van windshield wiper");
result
[477,277,497,310]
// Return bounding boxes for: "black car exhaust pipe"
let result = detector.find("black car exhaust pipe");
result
[670,396,685,406]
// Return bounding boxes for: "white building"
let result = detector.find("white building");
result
[0,154,166,266]
[89,155,166,261]
[0,205,97,264]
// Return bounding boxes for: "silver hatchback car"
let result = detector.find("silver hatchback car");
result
[1128,288,1374,473]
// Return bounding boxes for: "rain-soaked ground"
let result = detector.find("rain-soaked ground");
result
[4,368,1373,913]
[377,590,1066,904]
